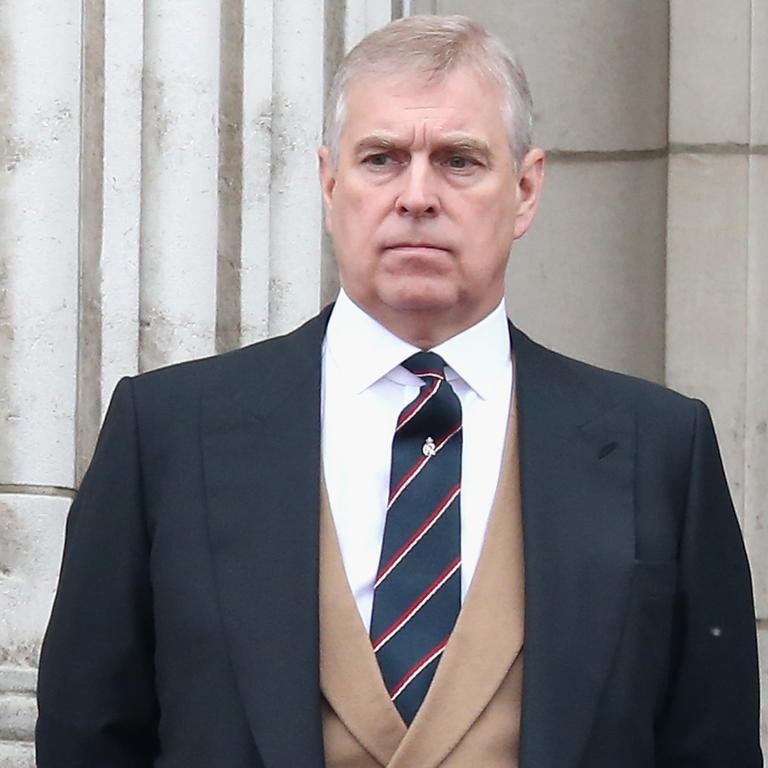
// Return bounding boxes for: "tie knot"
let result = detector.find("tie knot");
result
[401,351,448,381]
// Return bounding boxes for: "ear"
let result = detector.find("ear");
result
[512,148,545,240]
[318,146,337,233]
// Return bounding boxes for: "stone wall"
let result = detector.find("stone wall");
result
[1,1,766,763]
[665,0,768,744]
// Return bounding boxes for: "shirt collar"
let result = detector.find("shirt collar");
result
[432,300,511,400]
[324,288,511,399]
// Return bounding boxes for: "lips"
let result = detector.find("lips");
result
[385,242,450,252]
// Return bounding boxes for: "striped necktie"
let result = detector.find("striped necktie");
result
[370,351,462,724]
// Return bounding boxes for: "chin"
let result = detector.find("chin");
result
[381,285,457,315]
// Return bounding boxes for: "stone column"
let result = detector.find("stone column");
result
[139,0,222,372]
[265,0,327,336]
[666,0,768,742]
[0,0,335,762]
[345,0,392,51]
[0,1,83,764]
[77,0,144,482]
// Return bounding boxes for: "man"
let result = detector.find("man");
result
[36,14,761,767]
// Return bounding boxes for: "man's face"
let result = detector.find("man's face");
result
[319,65,544,345]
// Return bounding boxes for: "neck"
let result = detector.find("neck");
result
[368,304,501,350]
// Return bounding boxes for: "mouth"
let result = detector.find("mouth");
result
[384,242,451,253]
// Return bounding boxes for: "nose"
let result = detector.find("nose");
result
[395,159,440,218]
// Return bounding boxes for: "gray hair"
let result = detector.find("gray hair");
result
[325,15,534,168]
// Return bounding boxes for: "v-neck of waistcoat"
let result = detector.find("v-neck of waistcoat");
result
[319,394,524,768]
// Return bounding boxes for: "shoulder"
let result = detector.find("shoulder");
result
[126,305,332,404]
[511,324,703,435]
[510,325,716,518]
[99,307,331,443]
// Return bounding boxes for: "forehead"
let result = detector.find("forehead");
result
[340,66,508,147]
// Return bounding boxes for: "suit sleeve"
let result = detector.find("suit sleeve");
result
[36,377,159,767]
[657,400,762,766]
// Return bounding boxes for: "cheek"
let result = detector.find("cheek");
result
[334,194,385,244]
[473,198,517,244]
[331,205,380,282]
[456,205,516,277]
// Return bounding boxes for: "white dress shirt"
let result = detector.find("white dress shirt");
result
[321,289,513,631]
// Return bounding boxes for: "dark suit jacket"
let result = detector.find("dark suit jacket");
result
[36,306,762,767]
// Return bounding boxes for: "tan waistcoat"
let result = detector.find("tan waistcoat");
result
[319,400,524,768]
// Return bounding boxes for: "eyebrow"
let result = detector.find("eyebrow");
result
[354,132,493,158]
[354,134,399,153]
[440,135,492,156]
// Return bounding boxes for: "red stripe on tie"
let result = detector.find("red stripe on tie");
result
[435,422,462,453]
[386,422,461,510]
[408,369,444,380]
[375,484,461,587]
[389,637,450,701]
[387,453,430,509]
[372,557,461,652]
[396,378,440,431]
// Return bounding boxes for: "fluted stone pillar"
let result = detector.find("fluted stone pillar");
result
[139,1,222,373]
[267,0,328,335]
[0,1,83,764]
[0,1,335,762]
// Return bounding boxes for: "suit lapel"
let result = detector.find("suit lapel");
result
[511,325,637,768]
[201,309,331,768]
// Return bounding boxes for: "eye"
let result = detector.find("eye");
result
[363,153,394,167]
[443,155,481,172]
